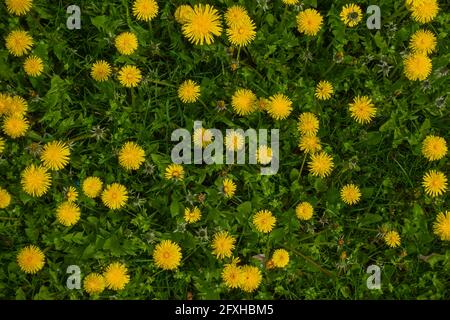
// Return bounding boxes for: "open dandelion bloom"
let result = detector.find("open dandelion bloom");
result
[3,115,29,138]
[40,141,70,171]
[21,164,51,197]
[256,145,273,165]
[17,245,45,274]
[103,262,130,290]
[433,211,450,241]
[299,135,322,154]
[315,80,334,100]
[403,53,432,81]
[223,178,236,198]
[91,60,111,82]
[340,184,361,205]
[23,55,43,77]
[0,93,10,115]
[239,265,262,293]
[410,30,436,54]
[349,95,377,124]
[7,95,27,116]
[102,183,128,209]
[193,128,213,148]
[0,187,12,209]
[410,0,439,23]
[231,89,257,116]
[422,170,447,197]
[118,65,142,88]
[253,209,276,233]
[282,0,299,4]
[165,164,184,181]
[5,30,33,56]
[56,202,81,227]
[153,240,182,270]
[296,202,314,220]
[298,112,319,136]
[182,4,222,45]
[296,9,323,36]
[178,80,200,103]
[226,18,256,47]
[384,230,401,248]
[272,249,289,268]
[83,273,105,295]
[340,3,363,27]
[308,151,334,178]
[82,177,103,198]
[118,141,145,170]
[224,5,249,27]
[267,93,293,120]
[211,231,236,259]
[222,260,242,289]
[421,135,447,161]
[115,32,138,55]
[66,186,78,203]
[132,0,158,22]
[175,5,194,24]
[184,206,201,224]
[225,131,244,151]
[6,0,33,15]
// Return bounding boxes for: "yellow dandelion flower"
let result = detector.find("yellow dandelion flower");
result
[3,115,29,138]
[83,273,105,295]
[82,177,103,198]
[421,135,447,161]
[184,206,202,224]
[212,231,236,259]
[115,32,138,55]
[132,0,158,22]
[23,55,43,77]
[0,93,10,115]
[349,95,377,124]
[231,89,257,116]
[164,164,184,181]
[384,230,401,248]
[340,184,361,205]
[17,245,45,274]
[253,210,276,233]
[7,95,27,116]
[118,65,142,88]
[299,135,322,154]
[118,141,145,171]
[340,3,363,27]
[182,4,222,45]
[422,170,447,197]
[308,151,334,178]
[298,112,319,136]
[6,0,33,16]
[411,0,439,23]
[315,80,334,100]
[239,265,261,293]
[103,262,130,290]
[296,202,314,220]
[433,211,450,241]
[40,141,70,171]
[178,80,200,103]
[21,164,51,197]
[256,145,273,165]
[226,18,256,47]
[403,53,432,81]
[296,9,323,36]
[225,131,245,151]
[193,128,213,148]
[267,93,293,120]
[56,202,81,227]
[282,0,299,5]
[272,249,289,268]
[410,30,437,55]
[153,240,182,270]
[5,30,33,57]
[223,178,236,198]
[222,261,242,289]
[91,60,111,82]
[0,187,12,209]
[257,98,269,111]
[101,183,128,210]
[175,5,194,24]
[224,5,249,28]
[66,186,78,203]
